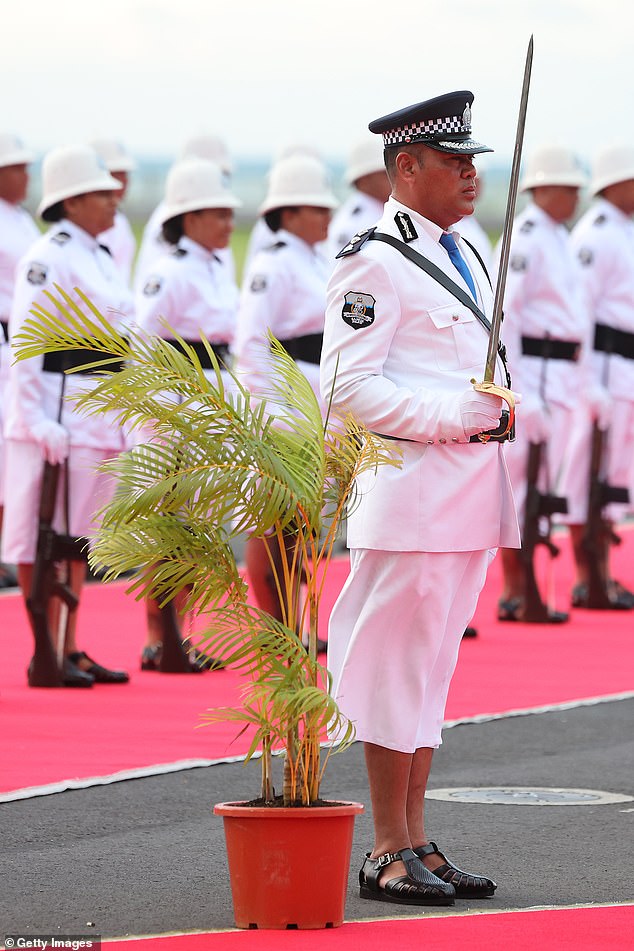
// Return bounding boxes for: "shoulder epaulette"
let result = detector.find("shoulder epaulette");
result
[519,219,535,234]
[51,230,71,246]
[336,227,377,258]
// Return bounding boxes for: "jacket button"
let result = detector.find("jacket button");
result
[452,314,460,321]
[427,439,434,445]
[452,437,459,442]
[439,438,446,444]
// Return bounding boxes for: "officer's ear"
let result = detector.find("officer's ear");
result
[395,149,420,181]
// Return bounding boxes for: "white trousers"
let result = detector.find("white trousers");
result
[2,440,118,564]
[327,547,491,753]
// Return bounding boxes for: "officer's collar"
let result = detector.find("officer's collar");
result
[179,234,222,262]
[55,218,101,250]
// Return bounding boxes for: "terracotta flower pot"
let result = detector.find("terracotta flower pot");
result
[214,799,364,929]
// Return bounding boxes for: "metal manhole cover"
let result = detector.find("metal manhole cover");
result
[425,786,634,806]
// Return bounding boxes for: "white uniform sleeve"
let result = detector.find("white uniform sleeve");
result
[234,256,288,399]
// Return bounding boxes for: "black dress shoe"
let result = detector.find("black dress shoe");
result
[572,582,633,610]
[61,657,95,688]
[68,651,129,684]
[141,643,224,672]
[413,842,496,898]
[463,626,478,638]
[359,848,455,906]
[497,597,568,623]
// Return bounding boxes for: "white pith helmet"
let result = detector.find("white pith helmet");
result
[345,135,386,185]
[37,144,122,221]
[520,145,587,191]
[259,155,338,214]
[90,137,137,173]
[178,134,232,176]
[590,145,634,195]
[0,133,34,168]
[159,158,241,224]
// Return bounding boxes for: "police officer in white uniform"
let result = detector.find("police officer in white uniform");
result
[3,144,133,686]
[326,135,390,261]
[134,134,236,293]
[560,145,634,607]
[91,138,137,285]
[494,146,608,622]
[0,134,39,587]
[135,158,242,670]
[320,91,519,906]
[235,154,337,645]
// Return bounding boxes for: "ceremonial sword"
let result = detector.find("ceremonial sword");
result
[472,35,533,442]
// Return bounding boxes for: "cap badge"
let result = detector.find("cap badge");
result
[462,103,471,130]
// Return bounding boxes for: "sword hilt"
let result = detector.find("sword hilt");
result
[470,379,516,443]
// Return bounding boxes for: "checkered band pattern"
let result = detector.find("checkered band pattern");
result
[382,113,468,147]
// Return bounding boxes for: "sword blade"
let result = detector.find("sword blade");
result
[483,35,534,383]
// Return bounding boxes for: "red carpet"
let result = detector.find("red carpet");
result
[100,904,634,950]
[1,528,633,798]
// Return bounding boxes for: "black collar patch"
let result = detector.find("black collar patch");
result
[51,231,71,245]
[394,211,418,242]
[342,291,376,330]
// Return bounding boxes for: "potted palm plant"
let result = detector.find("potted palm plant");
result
[15,285,399,929]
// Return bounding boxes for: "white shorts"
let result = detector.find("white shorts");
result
[327,547,491,753]
[1,440,119,564]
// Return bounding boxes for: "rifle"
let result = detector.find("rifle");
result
[26,459,86,687]
[520,440,568,622]
[581,421,630,608]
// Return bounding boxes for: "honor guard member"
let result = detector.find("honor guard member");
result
[134,134,236,293]
[2,144,133,687]
[560,145,634,608]
[0,134,39,588]
[326,135,390,260]
[91,138,137,285]
[495,145,609,622]
[234,153,337,648]
[135,158,242,670]
[320,91,519,906]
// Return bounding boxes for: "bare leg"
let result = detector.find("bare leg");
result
[406,746,446,873]
[500,547,524,602]
[365,742,413,885]
[19,559,85,656]
[246,534,300,625]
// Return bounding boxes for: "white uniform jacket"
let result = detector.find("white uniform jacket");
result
[7,219,134,451]
[327,190,385,263]
[571,198,634,402]
[496,202,593,409]
[135,235,238,347]
[320,197,519,553]
[235,229,330,402]
[100,209,136,286]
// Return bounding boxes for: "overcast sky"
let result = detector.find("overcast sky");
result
[3,0,630,168]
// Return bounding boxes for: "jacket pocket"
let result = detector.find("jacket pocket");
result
[426,303,485,371]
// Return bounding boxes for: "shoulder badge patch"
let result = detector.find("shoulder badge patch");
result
[520,219,535,234]
[250,275,267,293]
[578,247,594,266]
[143,276,163,296]
[510,254,528,272]
[336,227,376,258]
[342,291,376,330]
[27,262,48,285]
[394,211,418,242]
[51,230,71,246]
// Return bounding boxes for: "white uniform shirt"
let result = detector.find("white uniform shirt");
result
[235,229,330,401]
[135,235,238,345]
[326,190,385,262]
[0,198,39,435]
[134,200,235,292]
[320,196,519,553]
[570,197,634,401]
[496,201,593,409]
[7,219,134,450]
[100,209,136,286]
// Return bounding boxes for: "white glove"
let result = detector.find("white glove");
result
[31,419,70,465]
[587,384,611,429]
[459,390,504,438]
[518,394,548,443]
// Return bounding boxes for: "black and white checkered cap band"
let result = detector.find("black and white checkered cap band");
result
[382,114,469,147]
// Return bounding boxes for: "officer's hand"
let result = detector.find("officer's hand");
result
[459,390,504,438]
[588,384,611,429]
[31,420,70,465]
[519,394,548,443]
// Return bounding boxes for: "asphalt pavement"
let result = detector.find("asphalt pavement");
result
[1,697,633,939]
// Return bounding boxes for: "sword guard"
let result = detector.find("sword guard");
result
[470,380,516,443]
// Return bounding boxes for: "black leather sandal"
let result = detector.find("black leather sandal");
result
[497,597,568,624]
[414,842,496,898]
[359,848,455,906]
[68,651,129,684]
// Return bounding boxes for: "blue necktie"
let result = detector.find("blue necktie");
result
[439,232,477,300]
